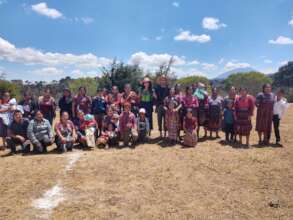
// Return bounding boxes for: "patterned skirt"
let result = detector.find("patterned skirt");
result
[198,106,208,126]
[206,107,221,132]
[235,109,252,136]
[167,122,178,140]
[183,130,197,147]
[256,103,273,133]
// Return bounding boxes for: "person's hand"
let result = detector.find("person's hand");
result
[248,116,251,121]
[73,135,78,142]
[127,123,132,128]
[16,135,25,143]
[61,137,66,144]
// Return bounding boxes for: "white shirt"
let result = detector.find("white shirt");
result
[273,97,288,119]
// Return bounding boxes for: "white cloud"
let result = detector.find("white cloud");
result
[187,60,200,65]
[202,17,227,30]
[80,17,94,24]
[201,63,217,71]
[289,18,293,27]
[224,61,250,70]
[171,67,205,77]
[128,52,186,71]
[174,30,211,43]
[0,36,112,69]
[264,59,272,64]
[31,2,63,19]
[32,67,64,76]
[172,2,180,7]
[269,36,293,45]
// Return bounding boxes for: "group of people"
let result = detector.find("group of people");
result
[0,75,289,155]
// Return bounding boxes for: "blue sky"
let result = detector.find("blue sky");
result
[0,0,293,81]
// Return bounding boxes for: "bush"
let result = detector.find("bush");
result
[0,80,21,100]
[176,75,211,92]
[224,72,272,96]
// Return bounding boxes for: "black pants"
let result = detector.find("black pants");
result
[55,137,73,152]
[6,137,30,153]
[224,123,234,141]
[273,114,280,142]
[33,136,52,153]
[157,105,166,132]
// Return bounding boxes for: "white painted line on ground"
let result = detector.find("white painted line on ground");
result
[32,151,82,219]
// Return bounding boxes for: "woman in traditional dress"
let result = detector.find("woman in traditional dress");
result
[121,84,139,116]
[183,108,198,147]
[255,83,275,145]
[182,86,199,117]
[139,77,154,134]
[54,111,77,152]
[165,100,180,144]
[206,87,223,138]
[38,88,56,125]
[194,83,209,138]
[72,86,92,119]
[234,88,255,147]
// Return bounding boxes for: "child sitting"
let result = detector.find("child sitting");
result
[119,102,137,147]
[223,100,235,143]
[137,108,150,143]
[75,111,97,148]
[96,122,119,148]
[183,108,198,147]
[165,100,180,144]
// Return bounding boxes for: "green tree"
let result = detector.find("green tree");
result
[0,80,21,100]
[98,60,144,92]
[68,77,98,97]
[224,72,272,96]
[176,75,211,92]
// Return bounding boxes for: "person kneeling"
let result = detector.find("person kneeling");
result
[27,110,54,153]
[55,112,77,153]
[183,108,198,147]
[119,102,137,147]
[96,122,119,148]
[74,111,97,149]
[6,110,30,154]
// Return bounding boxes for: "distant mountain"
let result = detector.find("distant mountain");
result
[215,67,256,80]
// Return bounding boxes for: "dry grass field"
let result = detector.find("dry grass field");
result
[0,106,292,220]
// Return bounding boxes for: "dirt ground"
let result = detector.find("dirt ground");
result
[0,106,292,220]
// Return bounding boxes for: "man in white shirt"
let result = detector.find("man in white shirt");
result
[273,89,289,145]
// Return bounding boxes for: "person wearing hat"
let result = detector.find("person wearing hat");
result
[119,102,137,147]
[58,88,73,120]
[136,108,150,143]
[154,75,170,137]
[139,77,154,134]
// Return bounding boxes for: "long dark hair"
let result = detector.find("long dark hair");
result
[262,83,271,93]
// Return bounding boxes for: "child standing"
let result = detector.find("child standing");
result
[137,108,150,143]
[272,89,288,145]
[183,108,198,147]
[223,100,235,143]
[165,100,180,144]
[119,102,137,147]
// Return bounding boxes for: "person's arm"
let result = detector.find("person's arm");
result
[72,97,76,118]
[46,121,54,141]
[146,118,150,133]
[27,121,39,145]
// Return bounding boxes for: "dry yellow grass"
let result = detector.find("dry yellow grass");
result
[0,106,292,220]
